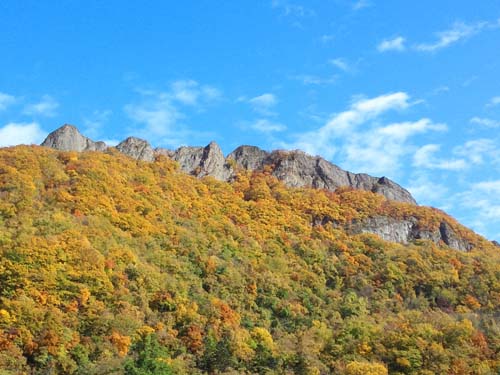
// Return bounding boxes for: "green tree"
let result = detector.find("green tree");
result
[124,334,173,375]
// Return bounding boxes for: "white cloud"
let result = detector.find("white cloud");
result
[280,92,447,176]
[342,119,447,175]
[0,92,16,111]
[473,180,500,194]
[124,80,221,147]
[453,182,500,236]
[125,94,182,138]
[287,92,411,159]
[293,74,338,85]
[413,144,468,170]
[352,0,371,10]
[0,122,46,147]
[487,96,500,107]
[249,118,286,133]
[23,95,59,117]
[271,0,315,18]
[248,93,278,116]
[329,58,351,72]
[377,36,406,52]
[414,21,487,52]
[83,110,113,138]
[320,34,335,44]
[454,138,500,165]
[407,173,449,204]
[378,119,447,139]
[170,80,221,106]
[470,117,500,128]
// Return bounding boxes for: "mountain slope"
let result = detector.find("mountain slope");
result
[40,124,416,204]
[0,146,499,374]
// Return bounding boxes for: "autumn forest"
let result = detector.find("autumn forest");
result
[0,146,500,374]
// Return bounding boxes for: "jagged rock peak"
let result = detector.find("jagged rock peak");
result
[167,141,232,180]
[227,145,269,170]
[40,125,416,204]
[41,124,107,152]
[116,137,154,162]
[226,148,416,205]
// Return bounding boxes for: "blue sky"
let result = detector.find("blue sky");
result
[0,1,499,241]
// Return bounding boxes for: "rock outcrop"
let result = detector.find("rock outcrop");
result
[165,142,232,180]
[41,124,107,152]
[40,125,415,204]
[116,137,154,162]
[226,147,416,204]
[39,125,489,251]
[347,215,473,251]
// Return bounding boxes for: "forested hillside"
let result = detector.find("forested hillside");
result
[0,146,499,374]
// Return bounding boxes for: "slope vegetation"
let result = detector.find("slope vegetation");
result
[0,146,499,374]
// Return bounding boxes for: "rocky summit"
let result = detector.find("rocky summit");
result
[41,124,416,205]
[41,124,107,152]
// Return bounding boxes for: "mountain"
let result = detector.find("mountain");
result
[0,127,499,374]
[40,125,482,251]
[42,124,416,205]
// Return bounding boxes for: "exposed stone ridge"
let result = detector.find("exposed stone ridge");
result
[41,124,107,152]
[344,215,473,252]
[40,125,415,204]
[227,147,416,205]
[116,137,154,162]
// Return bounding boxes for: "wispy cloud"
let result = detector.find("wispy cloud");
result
[487,96,500,107]
[379,18,500,54]
[23,95,59,117]
[352,0,371,11]
[413,137,499,171]
[249,118,286,133]
[319,34,335,44]
[453,181,500,236]
[280,92,446,176]
[470,117,500,128]
[454,138,500,165]
[377,36,406,52]
[83,110,113,138]
[473,180,500,194]
[0,92,16,112]
[170,80,222,106]
[124,80,221,147]
[271,0,315,18]
[414,21,488,52]
[0,122,46,147]
[413,144,468,170]
[293,74,338,85]
[329,58,354,73]
[247,93,278,116]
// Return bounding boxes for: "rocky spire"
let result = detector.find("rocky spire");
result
[116,137,155,162]
[41,124,107,152]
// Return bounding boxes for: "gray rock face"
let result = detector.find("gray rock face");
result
[347,215,472,251]
[116,137,155,162]
[227,146,269,170]
[163,142,232,180]
[41,125,415,204]
[227,148,416,204]
[41,124,107,152]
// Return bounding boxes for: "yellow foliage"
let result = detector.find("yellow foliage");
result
[110,331,131,357]
[251,327,275,352]
[345,361,388,375]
